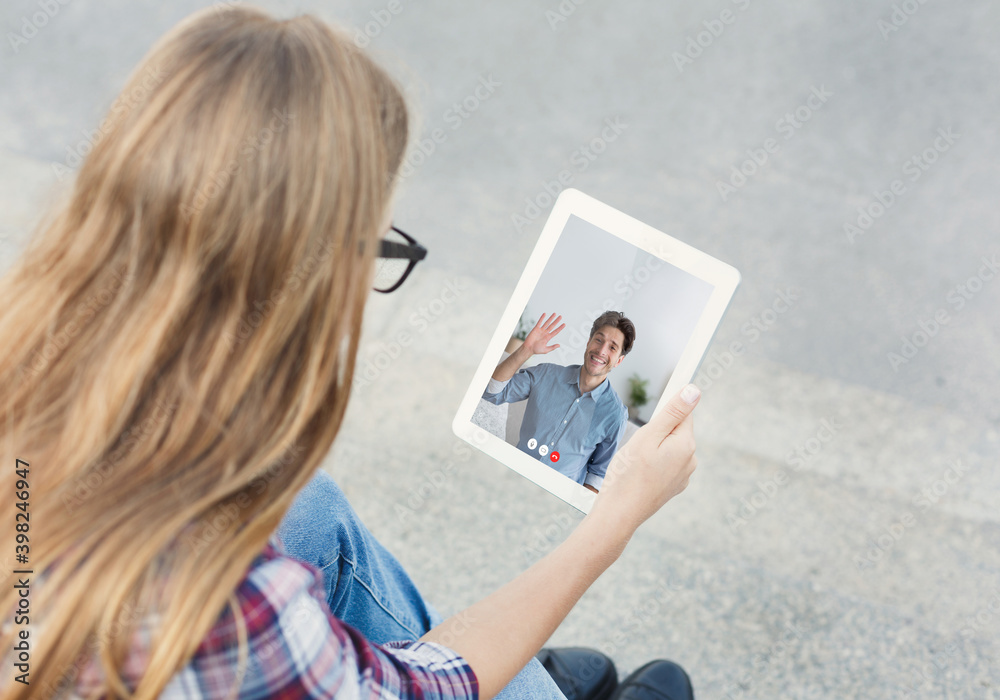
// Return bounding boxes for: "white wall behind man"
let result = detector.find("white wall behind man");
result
[518,215,714,422]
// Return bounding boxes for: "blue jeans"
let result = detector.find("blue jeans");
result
[276,469,567,700]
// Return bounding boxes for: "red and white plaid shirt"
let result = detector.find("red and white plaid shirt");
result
[61,536,479,699]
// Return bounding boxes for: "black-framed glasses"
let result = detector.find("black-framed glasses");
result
[374,226,427,293]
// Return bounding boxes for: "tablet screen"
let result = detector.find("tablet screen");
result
[453,189,739,512]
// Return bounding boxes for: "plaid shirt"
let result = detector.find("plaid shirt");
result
[69,536,479,699]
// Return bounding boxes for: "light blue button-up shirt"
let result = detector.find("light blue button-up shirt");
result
[481,363,628,489]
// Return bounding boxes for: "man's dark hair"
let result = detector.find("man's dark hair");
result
[589,310,635,356]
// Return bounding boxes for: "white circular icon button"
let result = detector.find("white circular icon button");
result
[527,438,538,450]
[538,445,549,457]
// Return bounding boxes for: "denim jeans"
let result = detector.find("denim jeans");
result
[276,469,568,700]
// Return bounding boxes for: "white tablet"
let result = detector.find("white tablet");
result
[452,188,740,513]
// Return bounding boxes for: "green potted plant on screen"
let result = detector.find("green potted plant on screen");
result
[627,373,649,422]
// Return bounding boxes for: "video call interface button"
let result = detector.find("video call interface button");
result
[527,438,538,450]
[538,445,549,457]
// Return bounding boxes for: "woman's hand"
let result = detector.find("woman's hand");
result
[419,384,700,699]
[587,383,701,543]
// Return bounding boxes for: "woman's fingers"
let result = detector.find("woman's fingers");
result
[593,385,702,532]
[647,384,700,443]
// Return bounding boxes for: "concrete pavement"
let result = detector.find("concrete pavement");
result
[2,0,998,696]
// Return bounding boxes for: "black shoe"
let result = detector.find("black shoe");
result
[608,660,694,700]
[536,647,618,700]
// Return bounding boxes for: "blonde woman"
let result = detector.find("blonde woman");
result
[0,6,700,700]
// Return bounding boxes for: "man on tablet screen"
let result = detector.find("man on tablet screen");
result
[481,310,633,493]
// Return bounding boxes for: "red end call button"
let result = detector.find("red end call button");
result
[550,451,560,462]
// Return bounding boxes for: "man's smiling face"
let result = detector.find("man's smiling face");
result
[582,325,626,380]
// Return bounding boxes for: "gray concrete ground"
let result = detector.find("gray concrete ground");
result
[2,0,999,697]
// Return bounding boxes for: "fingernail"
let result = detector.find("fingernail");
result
[681,383,701,405]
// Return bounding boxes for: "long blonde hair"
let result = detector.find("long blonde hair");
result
[0,5,408,698]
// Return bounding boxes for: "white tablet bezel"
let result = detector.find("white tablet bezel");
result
[452,188,741,513]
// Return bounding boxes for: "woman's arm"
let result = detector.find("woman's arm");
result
[420,383,702,699]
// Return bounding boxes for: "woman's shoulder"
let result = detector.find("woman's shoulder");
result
[191,534,336,654]
[71,536,345,698]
